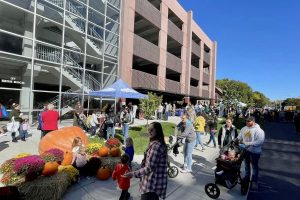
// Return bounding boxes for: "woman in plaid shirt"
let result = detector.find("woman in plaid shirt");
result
[123,122,168,200]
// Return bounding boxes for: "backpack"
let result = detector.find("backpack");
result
[1,106,8,118]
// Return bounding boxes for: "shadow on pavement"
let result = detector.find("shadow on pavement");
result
[0,141,9,152]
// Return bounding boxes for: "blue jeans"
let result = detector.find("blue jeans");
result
[195,131,205,148]
[106,125,115,140]
[165,111,169,120]
[122,123,129,146]
[183,140,196,171]
[91,126,97,136]
[207,132,216,147]
[244,151,261,183]
[20,130,28,139]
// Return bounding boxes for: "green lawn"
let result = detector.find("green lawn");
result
[88,120,244,155]
[88,122,176,155]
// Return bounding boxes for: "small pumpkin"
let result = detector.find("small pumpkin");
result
[42,161,59,176]
[38,126,88,154]
[110,147,121,157]
[98,146,110,157]
[61,151,73,166]
[97,166,110,180]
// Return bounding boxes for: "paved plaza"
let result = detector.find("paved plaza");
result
[0,117,247,200]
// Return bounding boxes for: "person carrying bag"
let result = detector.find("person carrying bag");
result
[8,104,22,142]
[7,117,20,142]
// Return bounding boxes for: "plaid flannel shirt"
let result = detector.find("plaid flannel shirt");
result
[133,140,168,199]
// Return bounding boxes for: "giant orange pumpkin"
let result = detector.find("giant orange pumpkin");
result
[42,161,59,176]
[110,147,121,157]
[61,151,73,166]
[39,126,88,154]
[97,166,110,180]
[98,146,110,157]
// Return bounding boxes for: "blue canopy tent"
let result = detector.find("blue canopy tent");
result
[89,79,148,99]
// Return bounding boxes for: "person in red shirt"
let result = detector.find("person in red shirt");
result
[112,154,131,200]
[41,103,59,137]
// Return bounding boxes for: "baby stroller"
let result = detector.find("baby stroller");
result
[205,141,250,199]
[166,135,185,178]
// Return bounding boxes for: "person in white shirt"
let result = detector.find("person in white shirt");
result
[90,111,99,136]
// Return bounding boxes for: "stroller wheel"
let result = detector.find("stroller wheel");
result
[168,166,179,178]
[241,179,250,195]
[205,183,220,199]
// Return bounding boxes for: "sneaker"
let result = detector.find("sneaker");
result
[216,170,224,175]
[212,166,217,170]
[180,169,192,173]
[12,139,18,142]
[251,182,258,191]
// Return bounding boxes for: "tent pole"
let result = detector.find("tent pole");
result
[114,98,117,114]
[100,97,102,112]
[87,95,90,115]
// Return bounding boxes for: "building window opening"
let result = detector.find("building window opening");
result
[134,13,160,46]
[191,53,200,68]
[190,78,198,87]
[133,55,158,76]
[168,9,183,30]
[148,0,161,11]
[192,32,201,45]
[167,36,182,59]
[166,68,180,82]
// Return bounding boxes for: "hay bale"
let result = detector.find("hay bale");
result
[18,172,71,200]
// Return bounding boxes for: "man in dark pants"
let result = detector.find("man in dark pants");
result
[237,116,265,190]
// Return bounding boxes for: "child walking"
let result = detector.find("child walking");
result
[112,154,131,200]
[124,137,134,169]
[20,118,29,141]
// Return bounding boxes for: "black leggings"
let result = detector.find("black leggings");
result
[119,189,130,200]
[141,192,159,200]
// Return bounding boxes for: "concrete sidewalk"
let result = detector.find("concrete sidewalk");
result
[0,117,248,200]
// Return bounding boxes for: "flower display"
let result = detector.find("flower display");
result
[0,158,16,174]
[15,153,32,158]
[0,172,22,185]
[105,138,121,148]
[86,143,102,155]
[58,165,79,182]
[13,155,45,176]
[41,148,64,162]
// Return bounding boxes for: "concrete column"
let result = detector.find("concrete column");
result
[157,2,168,90]
[119,0,135,85]
[20,65,31,114]
[183,11,192,96]
[199,41,204,96]
[210,41,217,102]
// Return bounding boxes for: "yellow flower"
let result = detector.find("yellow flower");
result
[86,143,102,154]
[58,165,79,182]
[15,153,31,158]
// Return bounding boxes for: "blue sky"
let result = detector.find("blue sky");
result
[179,0,300,100]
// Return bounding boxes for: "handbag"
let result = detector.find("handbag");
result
[7,117,20,133]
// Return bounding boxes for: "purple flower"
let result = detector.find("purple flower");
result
[13,155,45,175]
[41,148,64,162]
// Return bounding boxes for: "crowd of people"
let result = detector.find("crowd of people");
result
[1,99,299,199]
[171,105,265,192]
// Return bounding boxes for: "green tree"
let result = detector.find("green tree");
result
[139,92,162,126]
[252,91,270,107]
[282,98,300,106]
[216,79,270,109]
[216,79,254,109]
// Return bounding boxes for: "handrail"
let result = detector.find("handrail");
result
[36,43,102,91]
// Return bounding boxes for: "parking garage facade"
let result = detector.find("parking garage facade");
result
[119,0,217,104]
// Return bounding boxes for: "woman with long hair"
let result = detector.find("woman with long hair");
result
[123,122,168,200]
